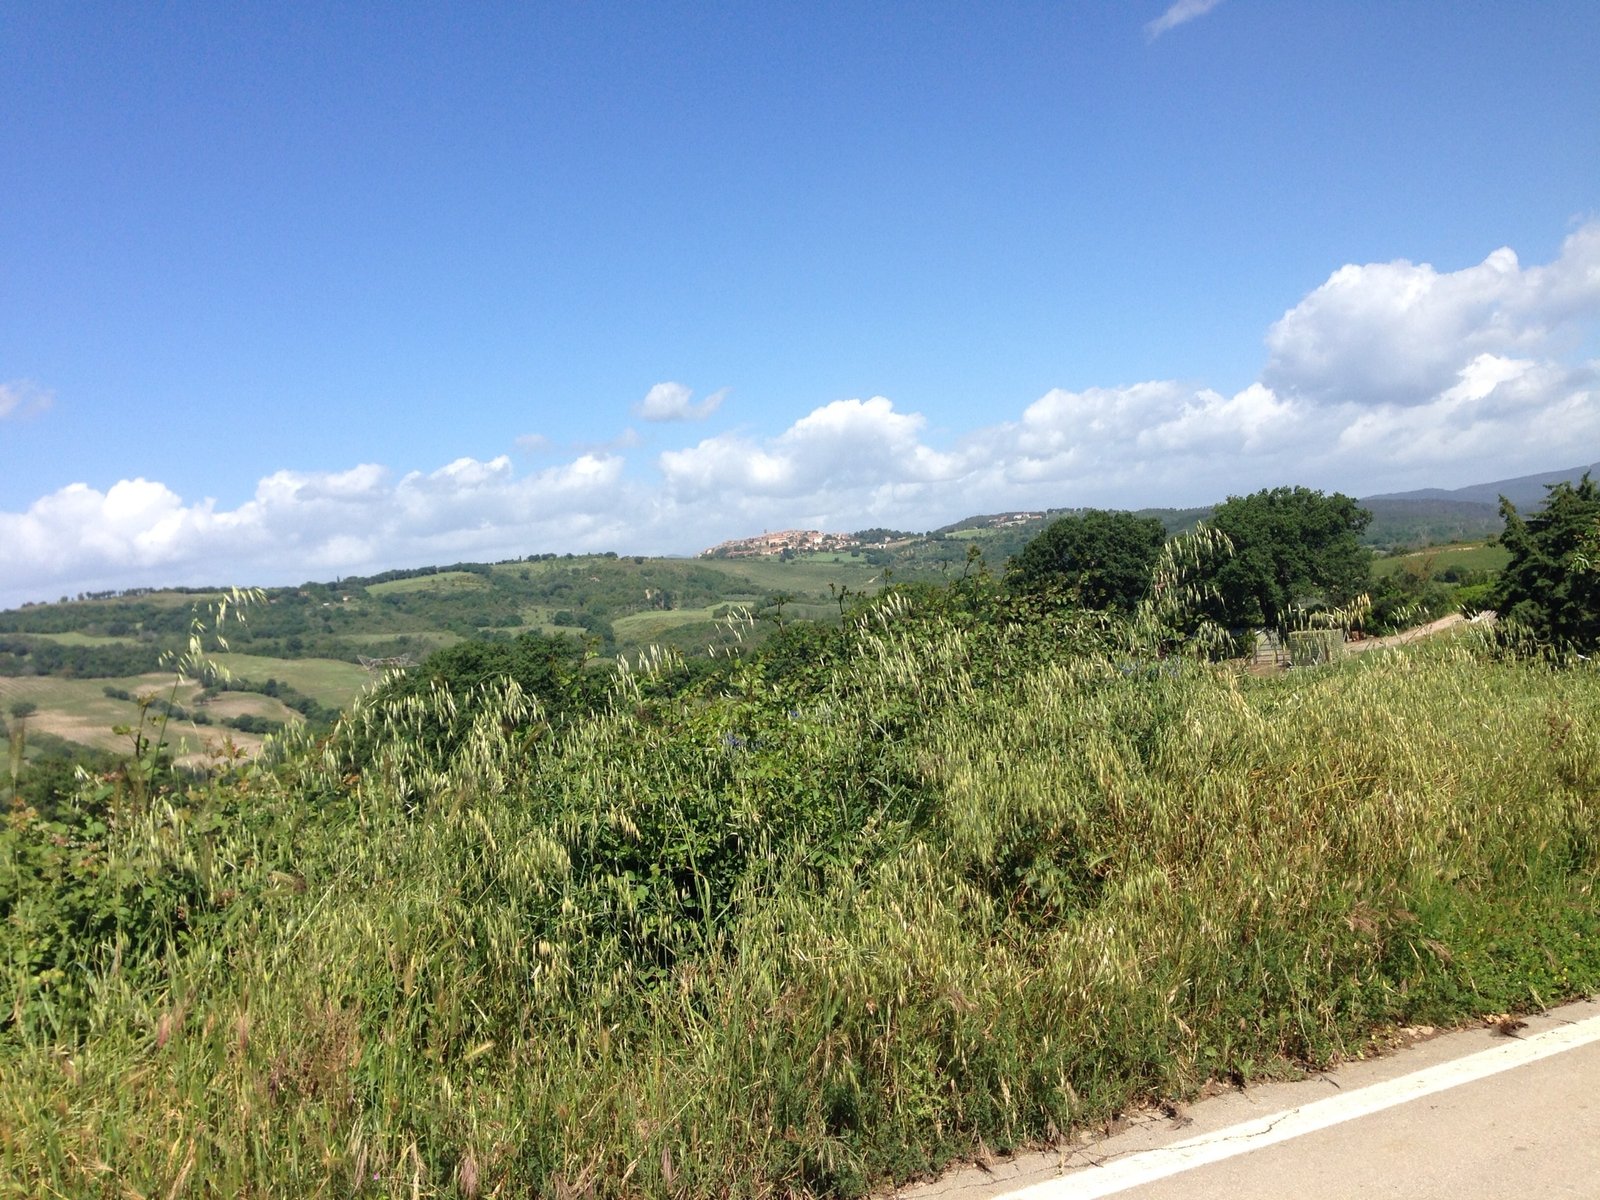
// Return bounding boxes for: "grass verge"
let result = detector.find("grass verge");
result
[2,613,1596,1197]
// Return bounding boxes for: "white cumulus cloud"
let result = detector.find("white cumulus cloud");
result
[0,454,633,605]
[1264,223,1600,406]
[658,397,969,529]
[1331,354,1600,470]
[634,382,727,422]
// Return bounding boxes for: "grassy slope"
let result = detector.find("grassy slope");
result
[2,667,314,748]
[3,618,1596,1198]
[27,631,145,646]
[1,673,178,755]
[1371,541,1510,578]
[365,571,492,596]
[0,653,371,757]
[340,629,463,645]
[203,653,373,707]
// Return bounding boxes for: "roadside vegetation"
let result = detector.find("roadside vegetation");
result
[5,492,1600,1196]
[3,482,1598,1196]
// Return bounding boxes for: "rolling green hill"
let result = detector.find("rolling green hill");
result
[0,552,952,758]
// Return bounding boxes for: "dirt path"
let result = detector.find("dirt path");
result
[1347,611,1465,652]
[1347,610,1495,654]
[1245,611,1492,676]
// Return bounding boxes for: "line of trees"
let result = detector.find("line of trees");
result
[0,637,164,678]
[1005,476,1599,656]
[1007,486,1373,639]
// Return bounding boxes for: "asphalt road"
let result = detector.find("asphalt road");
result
[895,996,1600,1200]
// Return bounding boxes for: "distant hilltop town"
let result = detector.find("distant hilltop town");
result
[699,513,1049,559]
[699,529,867,559]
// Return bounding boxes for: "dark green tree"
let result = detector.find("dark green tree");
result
[387,632,600,719]
[1203,486,1372,631]
[1006,509,1167,613]
[1494,474,1600,651]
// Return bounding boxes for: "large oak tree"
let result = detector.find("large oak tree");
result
[1007,509,1168,613]
[1203,486,1372,631]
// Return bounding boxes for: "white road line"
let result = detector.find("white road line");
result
[999,1013,1600,1200]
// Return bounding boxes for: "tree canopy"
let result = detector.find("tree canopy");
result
[1007,509,1167,613]
[1202,486,1372,631]
[1495,474,1600,652]
[360,631,610,764]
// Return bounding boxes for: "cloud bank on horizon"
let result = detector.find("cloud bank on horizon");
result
[4,223,1600,608]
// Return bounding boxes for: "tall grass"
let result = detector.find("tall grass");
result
[2,606,1597,1197]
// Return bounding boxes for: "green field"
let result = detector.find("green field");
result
[204,653,375,706]
[365,570,492,595]
[0,672,289,759]
[1372,541,1509,577]
[338,630,462,650]
[609,605,738,648]
[489,558,574,579]
[692,554,897,597]
[0,674,164,755]
[201,691,300,723]
[30,630,145,646]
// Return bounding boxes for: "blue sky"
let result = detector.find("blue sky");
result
[3,1,1599,606]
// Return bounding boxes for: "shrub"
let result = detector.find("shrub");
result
[1496,475,1600,651]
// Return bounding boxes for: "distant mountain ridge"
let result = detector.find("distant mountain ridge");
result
[928,463,1596,559]
[1364,462,1600,509]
